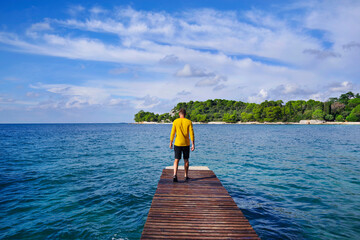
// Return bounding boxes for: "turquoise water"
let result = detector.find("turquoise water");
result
[1,124,359,239]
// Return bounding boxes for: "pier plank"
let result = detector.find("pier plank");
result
[141,168,260,239]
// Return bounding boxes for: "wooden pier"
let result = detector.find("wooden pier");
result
[141,166,259,239]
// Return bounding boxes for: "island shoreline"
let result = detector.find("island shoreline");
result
[132,121,360,125]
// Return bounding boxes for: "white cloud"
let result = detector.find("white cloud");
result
[271,84,315,97]
[30,83,110,109]
[68,5,85,16]
[329,81,353,92]
[0,94,37,108]
[1,3,359,70]
[159,54,180,65]
[26,22,52,38]
[31,22,52,31]
[0,32,163,64]
[303,49,341,59]
[1,2,360,122]
[135,95,161,109]
[303,0,360,47]
[89,6,107,15]
[195,75,226,87]
[109,98,130,106]
[248,89,268,103]
[0,6,318,67]
[175,64,214,77]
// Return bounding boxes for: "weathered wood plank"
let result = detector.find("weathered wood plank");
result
[141,168,260,239]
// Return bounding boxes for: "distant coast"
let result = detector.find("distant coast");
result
[134,92,360,124]
[133,121,360,125]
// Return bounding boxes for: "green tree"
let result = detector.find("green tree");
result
[264,106,282,122]
[223,113,237,123]
[312,109,325,120]
[324,101,331,114]
[339,91,355,104]
[134,92,360,123]
[346,114,359,122]
[348,98,360,108]
[213,112,221,120]
[196,114,208,122]
[335,115,344,122]
[253,105,264,121]
[324,114,334,121]
[241,112,253,122]
[346,105,360,122]
[303,110,313,120]
[134,110,145,122]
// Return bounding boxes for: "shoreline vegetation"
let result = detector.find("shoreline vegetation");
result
[134,92,360,124]
[133,121,360,125]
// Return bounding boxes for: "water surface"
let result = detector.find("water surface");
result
[0,124,359,239]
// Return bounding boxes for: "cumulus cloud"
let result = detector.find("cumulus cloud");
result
[270,84,315,98]
[248,89,268,103]
[248,84,320,103]
[328,81,353,92]
[135,95,160,109]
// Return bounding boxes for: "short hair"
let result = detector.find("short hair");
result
[179,108,186,116]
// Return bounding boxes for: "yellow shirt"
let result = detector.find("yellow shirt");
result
[170,118,195,146]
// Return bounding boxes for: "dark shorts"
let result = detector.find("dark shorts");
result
[174,145,190,160]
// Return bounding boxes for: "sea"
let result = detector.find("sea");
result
[0,123,359,240]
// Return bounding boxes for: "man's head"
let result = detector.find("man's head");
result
[179,108,186,117]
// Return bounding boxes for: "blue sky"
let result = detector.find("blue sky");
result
[0,0,359,123]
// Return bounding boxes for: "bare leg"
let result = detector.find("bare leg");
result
[173,158,180,176]
[184,159,189,178]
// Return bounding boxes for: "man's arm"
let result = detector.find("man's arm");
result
[189,122,195,151]
[169,122,176,149]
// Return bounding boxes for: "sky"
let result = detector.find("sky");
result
[0,0,359,123]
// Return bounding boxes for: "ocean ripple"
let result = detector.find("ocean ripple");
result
[0,123,359,239]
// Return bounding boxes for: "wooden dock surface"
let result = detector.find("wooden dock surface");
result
[141,168,260,239]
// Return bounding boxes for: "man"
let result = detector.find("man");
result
[169,108,195,182]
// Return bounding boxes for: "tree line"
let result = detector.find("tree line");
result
[134,92,360,123]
